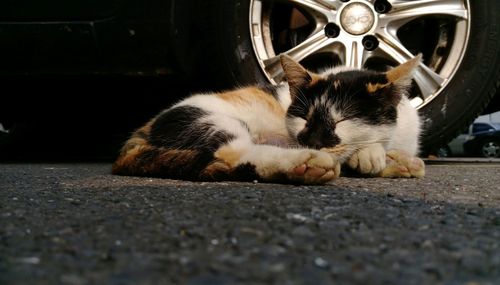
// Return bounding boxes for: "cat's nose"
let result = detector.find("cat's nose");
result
[298,135,321,149]
[297,129,340,149]
[308,139,325,149]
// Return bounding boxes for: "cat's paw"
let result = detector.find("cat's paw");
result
[348,144,386,175]
[379,149,425,178]
[288,150,341,184]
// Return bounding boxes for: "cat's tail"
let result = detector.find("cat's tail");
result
[112,136,212,180]
[111,127,244,181]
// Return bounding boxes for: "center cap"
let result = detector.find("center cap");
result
[340,2,375,35]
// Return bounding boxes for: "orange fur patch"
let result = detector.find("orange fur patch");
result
[216,87,286,117]
[306,107,314,120]
[214,145,244,167]
[386,55,421,83]
[321,144,349,155]
[366,82,390,93]
[309,73,322,86]
[112,144,152,174]
[200,161,231,179]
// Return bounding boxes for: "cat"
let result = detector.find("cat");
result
[112,55,425,184]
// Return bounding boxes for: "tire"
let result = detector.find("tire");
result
[480,140,500,158]
[200,0,500,154]
[436,146,452,158]
[196,0,271,89]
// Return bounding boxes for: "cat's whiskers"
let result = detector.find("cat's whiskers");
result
[321,139,390,157]
[294,92,310,111]
[346,139,391,146]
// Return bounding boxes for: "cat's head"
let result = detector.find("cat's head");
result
[281,54,420,149]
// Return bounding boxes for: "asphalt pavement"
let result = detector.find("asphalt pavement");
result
[1,162,500,284]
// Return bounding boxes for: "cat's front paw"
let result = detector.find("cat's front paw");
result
[288,150,341,184]
[348,144,386,175]
[380,150,425,178]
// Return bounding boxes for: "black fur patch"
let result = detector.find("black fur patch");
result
[133,148,216,180]
[149,106,235,151]
[325,71,398,125]
[287,70,399,126]
[297,109,341,149]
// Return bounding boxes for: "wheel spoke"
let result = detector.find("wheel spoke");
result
[380,0,468,29]
[376,30,414,63]
[376,31,445,98]
[413,64,446,100]
[342,39,365,69]
[262,31,331,81]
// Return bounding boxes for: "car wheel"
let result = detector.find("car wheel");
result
[200,0,500,154]
[480,140,500,158]
[436,145,452,158]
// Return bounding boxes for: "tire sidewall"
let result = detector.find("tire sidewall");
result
[203,0,268,88]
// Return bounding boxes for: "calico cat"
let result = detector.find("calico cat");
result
[112,55,425,184]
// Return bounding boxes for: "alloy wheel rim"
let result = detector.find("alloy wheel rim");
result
[482,142,500,158]
[249,0,471,109]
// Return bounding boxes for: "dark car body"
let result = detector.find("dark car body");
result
[0,0,200,77]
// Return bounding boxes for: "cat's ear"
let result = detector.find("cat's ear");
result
[280,54,313,93]
[386,54,422,86]
[367,54,421,94]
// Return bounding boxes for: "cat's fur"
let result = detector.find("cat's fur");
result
[112,55,425,183]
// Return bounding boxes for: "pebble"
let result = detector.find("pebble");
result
[17,257,40,264]
[286,213,311,223]
[422,240,434,249]
[314,257,329,269]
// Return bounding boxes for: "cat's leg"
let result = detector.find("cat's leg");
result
[347,143,387,175]
[379,149,425,178]
[346,145,425,178]
[208,138,341,184]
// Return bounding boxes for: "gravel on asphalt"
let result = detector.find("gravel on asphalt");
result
[1,163,499,284]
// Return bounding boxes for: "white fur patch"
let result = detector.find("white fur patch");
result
[335,119,394,149]
[275,83,292,110]
[174,93,290,143]
[285,117,306,139]
[330,107,343,123]
[385,96,421,155]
